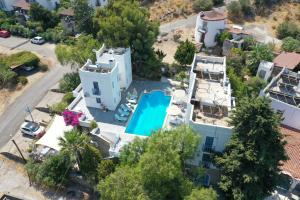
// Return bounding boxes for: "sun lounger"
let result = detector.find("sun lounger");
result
[118,108,130,117]
[121,104,131,112]
[128,99,137,104]
[169,116,184,126]
[114,114,127,122]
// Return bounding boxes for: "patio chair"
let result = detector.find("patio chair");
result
[169,116,184,126]
[114,114,127,122]
[121,104,132,112]
[128,98,137,104]
[118,108,130,117]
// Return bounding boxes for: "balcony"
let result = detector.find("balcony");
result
[92,88,100,96]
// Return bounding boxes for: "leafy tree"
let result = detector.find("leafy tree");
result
[276,21,300,40]
[242,37,257,51]
[216,31,233,46]
[193,0,213,12]
[244,77,266,97]
[59,129,90,170]
[281,37,300,52]
[227,67,246,99]
[0,65,17,87]
[213,0,224,6]
[98,166,150,200]
[239,0,253,16]
[59,0,72,8]
[97,159,116,180]
[73,0,94,33]
[94,0,159,78]
[176,71,187,88]
[29,3,59,30]
[120,137,148,166]
[246,43,274,75]
[100,126,205,200]
[26,152,71,189]
[59,72,81,92]
[227,1,242,21]
[184,188,218,200]
[227,48,246,76]
[174,40,196,67]
[55,34,101,66]
[216,97,287,200]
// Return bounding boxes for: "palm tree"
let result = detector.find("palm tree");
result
[59,129,89,170]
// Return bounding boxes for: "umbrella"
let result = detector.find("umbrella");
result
[167,105,182,116]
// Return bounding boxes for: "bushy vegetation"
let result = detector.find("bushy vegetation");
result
[277,21,300,40]
[174,40,196,66]
[216,97,287,199]
[193,0,213,12]
[98,126,217,200]
[281,37,300,52]
[59,72,81,93]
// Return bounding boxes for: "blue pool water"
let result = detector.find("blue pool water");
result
[125,90,171,136]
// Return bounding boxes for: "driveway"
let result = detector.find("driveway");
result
[0,36,72,149]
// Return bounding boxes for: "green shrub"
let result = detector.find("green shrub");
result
[18,76,28,85]
[62,92,75,104]
[227,1,243,21]
[50,101,68,115]
[281,37,300,52]
[89,120,98,130]
[193,0,213,12]
[59,72,81,93]
[213,0,224,5]
[276,21,300,39]
[0,63,17,87]
[2,51,40,68]
[216,31,233,45]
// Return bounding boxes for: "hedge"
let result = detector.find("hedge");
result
[1,51,40,67]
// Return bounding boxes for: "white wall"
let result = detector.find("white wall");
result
[79,64,121,111]
[195,15,226,47]
[113,48,132,89]
[270,98,300,130]
[0,0,16,11]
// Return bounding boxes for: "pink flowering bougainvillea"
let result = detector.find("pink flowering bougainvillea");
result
[62,110,83,127]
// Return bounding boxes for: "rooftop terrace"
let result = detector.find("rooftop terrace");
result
[265,69,300,107]
[189,55,233,127]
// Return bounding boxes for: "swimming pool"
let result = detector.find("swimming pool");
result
[125,90,171,136]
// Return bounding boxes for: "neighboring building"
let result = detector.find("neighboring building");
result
[222,25,251,56]
[194,9,227,48]
[260,68,300,130]
[276,126,300,200]
[273,52,300,75]
[79,45,132,111]
[186,55,235,167]
[257,61,275,81]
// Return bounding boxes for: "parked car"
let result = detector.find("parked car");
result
[22,66,35,71]
[20,121,45,138]
[31,36,45,45]
[0,30,11,38]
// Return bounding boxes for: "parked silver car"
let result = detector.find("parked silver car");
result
[20,121,45,138]
[31,36,45,45]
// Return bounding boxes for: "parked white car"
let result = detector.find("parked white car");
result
[20,121,45,138]
[31,36,45,45]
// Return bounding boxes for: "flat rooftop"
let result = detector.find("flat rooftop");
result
[266,69,300,107]
[81,59,114,73]
[190,55,232,127]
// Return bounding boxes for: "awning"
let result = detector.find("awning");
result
[36,115,73,151]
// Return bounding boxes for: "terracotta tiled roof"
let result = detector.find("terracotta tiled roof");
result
[280,125,300,180]
[13,0,30,10]
[199,10,226,21]
[273,52,300,70]
[59,8,75,17]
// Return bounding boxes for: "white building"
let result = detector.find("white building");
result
[195,10,227,48]
[260,68,300,130]
[79,45,132,111]
[186,55,235,167]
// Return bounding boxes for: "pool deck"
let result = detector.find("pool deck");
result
[71,79,173,141]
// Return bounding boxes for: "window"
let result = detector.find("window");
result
[96,98,101,104]
[203,137,214,152]
[202,153,211,168]
[112,81,114,88]
[92,81,100,95]
[258,70,266,79]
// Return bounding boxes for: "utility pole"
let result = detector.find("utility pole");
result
[11,139,26,163]
[25,106,34,122]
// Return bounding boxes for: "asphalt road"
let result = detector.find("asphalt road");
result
[0,37,72,148]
